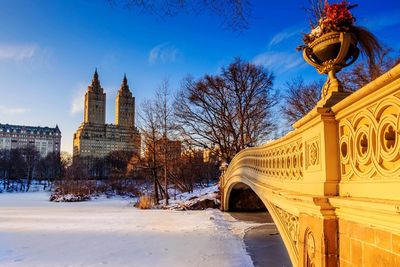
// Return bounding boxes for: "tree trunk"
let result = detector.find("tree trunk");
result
[26,167,32,192]
[156,178,166,200]
[163,92,169,205]
[164,159,168,205]
[3,171,7,190]
[152,168,159,204]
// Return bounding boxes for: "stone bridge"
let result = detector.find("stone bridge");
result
[221,64,400,266]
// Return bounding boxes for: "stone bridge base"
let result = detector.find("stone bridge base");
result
[222,185,400,267]
[221,64,400,266]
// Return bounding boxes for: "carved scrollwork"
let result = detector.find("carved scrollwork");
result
[339,95,400,180]
[305,230,316,267]
[310,143,319,165]
[274,205,299,253]
[239,138,304,180]
[306,137,320,170]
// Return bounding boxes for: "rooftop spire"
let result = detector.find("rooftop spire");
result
[120,74,130,92]
[90,68,101,91]
[92,68,99,83]
[123,73,127,85]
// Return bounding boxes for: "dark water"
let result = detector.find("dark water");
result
[229,212,292,267]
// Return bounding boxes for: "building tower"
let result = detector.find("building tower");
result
[115,74,135,128]
[73,70,140,166]
[84,69,106,125]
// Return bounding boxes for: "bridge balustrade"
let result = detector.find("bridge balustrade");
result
[221,63,400,267]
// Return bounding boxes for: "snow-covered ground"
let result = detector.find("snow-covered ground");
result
[163,185,220,210]
[172,185,219,201]
[0,192,262,267]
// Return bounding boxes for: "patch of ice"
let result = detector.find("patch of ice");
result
[0,192,254,267]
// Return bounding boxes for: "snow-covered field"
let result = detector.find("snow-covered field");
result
[0,192,261,267]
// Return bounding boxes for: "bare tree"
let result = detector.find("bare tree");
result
[281,49,400,127]
[304,0,325,29]
[36,152,63,190]
[106,150,134,179]
[66,156,89,181]
[155,79,177,205]
[0,149,12,190]
[109,0,252,32]
[138,99,163,204]
[1,148,61,192]
[22,145,41,192]
[339,48,400,92]
[281,78,323,125]
[90,157,107,179]
[174,58,276,164]
[138,80,179,205]
[7,149,26,191]
[169,146,219,193]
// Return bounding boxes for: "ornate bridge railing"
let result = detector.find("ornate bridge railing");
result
[221,63,400,267]
[333,70,400,200]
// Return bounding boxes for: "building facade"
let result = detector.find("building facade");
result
[73,70,140,160]
[145,138,182,163]
[0,124,61,157]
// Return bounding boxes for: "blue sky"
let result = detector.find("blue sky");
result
[1,0,399,153]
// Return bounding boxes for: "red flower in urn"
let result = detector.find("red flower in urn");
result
[299,1,382,99]
[323,1,354,31]
[299,0,381,66]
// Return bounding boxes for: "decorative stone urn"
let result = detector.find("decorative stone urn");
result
[303,31,359,101]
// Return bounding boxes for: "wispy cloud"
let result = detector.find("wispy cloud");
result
[148,43,180,64]
[0,105,29,115]
[252,51,304,74]
[269,27,303,47]
[30,46,53,68]
[0,43,37,61]
[70,83,86,115]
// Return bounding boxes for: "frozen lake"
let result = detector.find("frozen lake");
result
[0,192,258,267]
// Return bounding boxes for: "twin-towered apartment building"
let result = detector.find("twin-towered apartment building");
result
[1,70,180,165]
[73,70,141,160]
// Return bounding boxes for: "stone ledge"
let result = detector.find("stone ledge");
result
[330,197,400,234]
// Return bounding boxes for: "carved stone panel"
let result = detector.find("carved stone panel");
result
[305,230,316,267]
[273,205,299,255]
[240,138,304,181]
[339,95,400,180]
[305,136,321,171]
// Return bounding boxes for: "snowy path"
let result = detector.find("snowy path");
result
[0,193,257,267]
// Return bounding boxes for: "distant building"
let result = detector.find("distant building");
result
[0,123,61,157]
[203,146,220,164]
[73,70,140,162]
[145,138,182,162]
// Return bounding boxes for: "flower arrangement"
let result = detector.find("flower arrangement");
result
[304,1,355,43]
[299,0,381,65]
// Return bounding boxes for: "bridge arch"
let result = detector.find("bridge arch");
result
[227,182,266,211]
[223,174,299,266]
[221,66,400,266]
